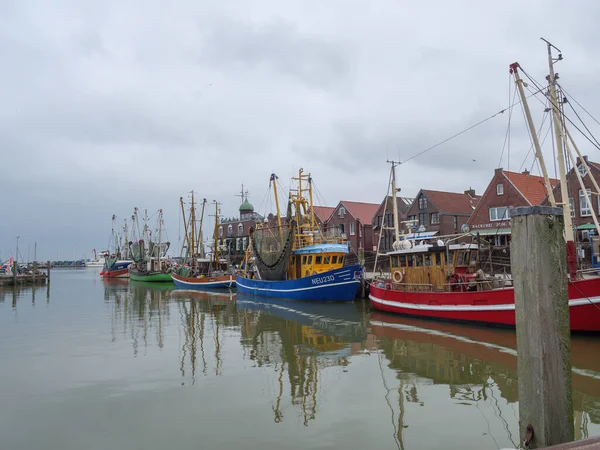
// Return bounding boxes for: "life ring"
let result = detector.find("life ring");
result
[392,270,403,283]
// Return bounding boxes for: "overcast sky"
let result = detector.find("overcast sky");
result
[2,0,600,261]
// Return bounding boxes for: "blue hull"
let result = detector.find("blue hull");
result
[235,264,362,302]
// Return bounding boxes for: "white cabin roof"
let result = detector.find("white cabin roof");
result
[386,242,478,256]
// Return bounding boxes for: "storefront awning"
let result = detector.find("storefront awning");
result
[471,228,511,236]
[576,223,598,230]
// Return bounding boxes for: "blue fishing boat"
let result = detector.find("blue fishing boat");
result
[235,169,362,302]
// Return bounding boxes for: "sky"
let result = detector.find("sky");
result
[2,0,600,261]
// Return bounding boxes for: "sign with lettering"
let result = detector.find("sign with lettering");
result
[471,220,511,229]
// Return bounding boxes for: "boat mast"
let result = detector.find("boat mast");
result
[212,201,220,271]
[197,198,207,259]
[542,38,577,279]
[158,209,163,259]
[180,197,190,260]
[270,173,284,245]
[387,160,401,248]
[190,191,196,261]
[308,175,315,229]
[509,63,557,206]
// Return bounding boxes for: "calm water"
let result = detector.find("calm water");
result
[1,270,599,450]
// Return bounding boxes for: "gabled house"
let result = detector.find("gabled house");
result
[371,195,414,253]
[542,155,600,242]
[312,206,335,230]
[326,200,380,252]
[406,189,480,237]
[468,168,558,245]
[218,195,263,263]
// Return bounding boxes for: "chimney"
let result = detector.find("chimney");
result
[464,188,476,197]
[494,168,504,176]
[522,169,530,175]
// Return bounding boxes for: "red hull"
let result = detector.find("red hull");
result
[100,268,129,278]
[369,277,600,332]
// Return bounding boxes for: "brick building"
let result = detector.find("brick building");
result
[371,195,414,253]
[406,189,480,237]
[326,201,380,252]
[217,196,263,263]
[468,168,558,245]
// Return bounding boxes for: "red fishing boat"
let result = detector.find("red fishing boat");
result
[370,42,600,332]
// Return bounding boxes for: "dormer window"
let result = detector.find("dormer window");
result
[339,206,346,218]
[578,164,587,177]
[497,184,504,195]
[418,195,427,209]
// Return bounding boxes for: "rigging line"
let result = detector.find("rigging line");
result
[569,280,600,312]
[520,66,600,152]
[563,88,600,148]
[518,105,550,172]
[498,77,518,168]
[402,88,546,165]
[558,83,600,127]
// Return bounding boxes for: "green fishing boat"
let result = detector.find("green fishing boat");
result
[128,208,173,283]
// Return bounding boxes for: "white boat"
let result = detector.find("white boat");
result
[85,249,107,268]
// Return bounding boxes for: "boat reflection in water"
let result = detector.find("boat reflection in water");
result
[370,312,600,445]
[101,280,600,445]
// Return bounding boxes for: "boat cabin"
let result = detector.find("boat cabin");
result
[387,242,479,291]
[287,244,348,280]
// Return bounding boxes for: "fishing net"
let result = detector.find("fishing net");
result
[251,220,296,280]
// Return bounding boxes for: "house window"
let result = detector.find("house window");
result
[227,224,233,237]
[408,215,416,222]
[419,212,427,226]
[243,237,248,249]
[359,225,362,237]
[418,195,427,210]
[377,216,383,227]
[431,213,439,224]
[238,223,243,236]
[497,184,504,195]
[489,207,510,221]
[339,224,345,234]
[580,189,592,216]
[569,197,575,218]
[218,226,223,238]
[339,206,346,218]
[578,164,587,177]
[350,222,355,235]
[236,238,241,251]
[454,216,458,230]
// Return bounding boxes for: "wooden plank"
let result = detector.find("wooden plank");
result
[511,205,573,448]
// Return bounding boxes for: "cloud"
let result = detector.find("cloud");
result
[2,0,600,259]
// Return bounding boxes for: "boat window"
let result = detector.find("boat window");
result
[290,258,295,266]
[315,256,322,265]
[399,255,406,267]
[434,253,441,266]
[390,255,397,267]
[407,255,414,267]
[445,251,454,265]
[457,251,466,266]
[415,254,423,266]
[338,256,344,265]
[332,255,338,264]
[470,251,477,266]
[424,254,432,266]
[324,256,331,265]
[302,256,307,265]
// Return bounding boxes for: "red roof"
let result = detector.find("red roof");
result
[504,171,558,205]
[423,190,481,214]
[312,206,335,223]
[339,201,380,224]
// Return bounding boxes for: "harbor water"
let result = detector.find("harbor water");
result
[1,269,599,449]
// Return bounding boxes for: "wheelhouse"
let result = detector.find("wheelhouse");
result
[288,243,348,280]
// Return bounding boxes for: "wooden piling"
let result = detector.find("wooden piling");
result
[510,205,573,448]
[13,260,17,284]
[47,261,50,284]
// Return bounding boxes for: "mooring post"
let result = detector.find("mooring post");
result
[47,261,50,284]
[12,260,17,285]
[510,205,573,448]
[33,260,37,283]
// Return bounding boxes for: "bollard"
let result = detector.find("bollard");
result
[510,205,573,448]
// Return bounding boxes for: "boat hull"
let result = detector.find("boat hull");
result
[369,277,600,332]
[129,270,173,282]
[236,264,362,302]
[100,261,132,278]
[171,272,235,290]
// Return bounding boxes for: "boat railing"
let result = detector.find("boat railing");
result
[390,282,434,292]
[441,278,514,292]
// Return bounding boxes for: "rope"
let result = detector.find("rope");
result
[519,66,600,152]
[498,76,517,168]
[569,279,600,312]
